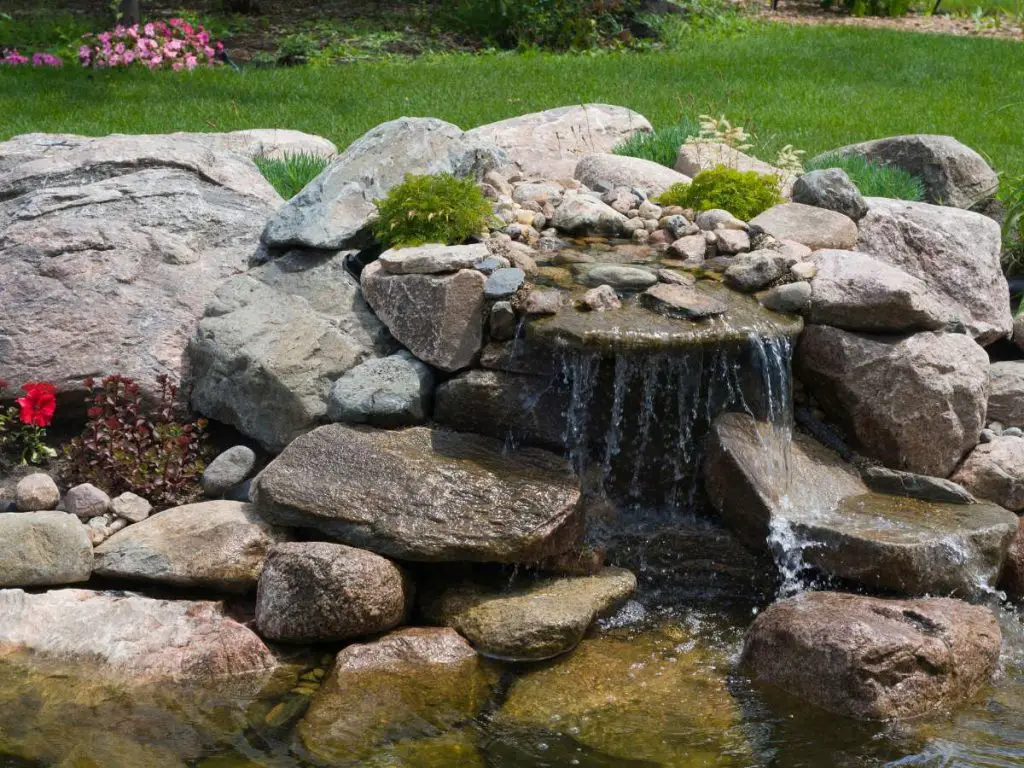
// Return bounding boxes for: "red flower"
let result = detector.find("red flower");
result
[16,382,57,427]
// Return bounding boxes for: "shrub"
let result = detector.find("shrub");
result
[374,173,493,249]
[657,166,783,221]
[79,19,222,70]
[0,380,57,466]
[255,152,329,199]
[614,118,701,169]
[63,374,209,508]
[803,154,924,201]
[1000,174,1024,275]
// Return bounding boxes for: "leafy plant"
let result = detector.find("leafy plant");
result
[374,173,493,249]
[613,117,701,168]
[63,374,209,508]
[657,165,783,220]
[0,380,57,466]
[274,32,319,66]
[803,154,925,201]
[637,0,753,45]
[255,152,329,199]
[999,174,1024,275]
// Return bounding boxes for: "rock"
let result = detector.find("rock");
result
[668,234,707,261]
[252,424,582,562]
[189,249,391,452]
[715,228,750,254]
[796,327,989,477]
[742,591,1001,719]
[856,198,1010,344]
[255,542,412,643]
[522,288,566,315]
[421,568,635,661]
[14,473,59,512]
[705,413,1016,596]
[981,428,998,444]
[760,281,812,313]
[574,153,690,198]
[696,208,747,230]
[202,446,257,497]
[0,588,278,685]
[483,267,526,299]
[0,132,281,405]
[791,168,868,220]
[94,501,291,592]
[551,196,628,236]
[952,437,1024,512]
[749,203,857,250]
[0,512,92,587]
[986,361,1024,427]
[817,134,998,209]
[512,182,564,205]
[674,142,796,195]
[657,268,696,286]
[660,214,700,238]
[861,465,976,504]
[999,516,1024,601]
[377,242,493,275]
[169,127,337,161]
[64,483,110,519]
[327,350,434,427]
[262,117,503,250]
[465,105,652,180]
[1004,427,1023,438]
[361,261,484,372]
[789,260,817,280]
[640,282,728,320]
[807,249,949,332]
[577,264,657,291]
[1015,314,1024,353]
[298,628,496,764]
[724,250,796,292]
[109,491,152,523]
[579,284,622,311]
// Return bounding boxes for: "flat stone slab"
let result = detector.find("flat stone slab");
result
[252,424,583,562]
[640,282,728,320]
[378,242,493,275]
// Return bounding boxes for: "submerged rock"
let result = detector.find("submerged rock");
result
[952,437,1024,512]
[861,465,975,504]
[639,282,728,320]
[252,424,582,563]
[742,591,1001,719]
[0,511,92,587]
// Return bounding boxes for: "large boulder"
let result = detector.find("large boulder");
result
[986,361,1024,427]
[573,153,691,198]
[252,424,582,563]
[0,511,92,587]
[674,141,796,195]
[705,413,1018,596]
[0,132,282,405]
[262,117,504,250]
[168,128,338,160]
[815,134,999,209]
[856,198,1010,344]
[465,104,652,180]
[255,542,413,643]
[952,437,1024,512]
[748,203,858,250]
[796,326,989,477]
[742,591,1001,719]
[189,249,392,451]
[94,501,291,593]
[420,568,636,662]
[298,627,496,765]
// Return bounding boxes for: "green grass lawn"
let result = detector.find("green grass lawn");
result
[3,23,1023,175]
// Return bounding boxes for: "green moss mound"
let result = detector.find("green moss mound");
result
[374,173,493,249]
[656,165,782,221]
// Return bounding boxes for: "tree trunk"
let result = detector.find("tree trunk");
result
[120,0,140,25]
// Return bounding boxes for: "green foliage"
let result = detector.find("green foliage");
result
[374,173,493,249]
[656,166,783,220]
[613,117,701,168]
[637,0,754,45]
[254,152,329,199]
[999,174,1024,275]
[804,154,924,201]
[822,0,912,16]
[274,32,320,66]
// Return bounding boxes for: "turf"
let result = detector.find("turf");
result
[2,23,1023,175]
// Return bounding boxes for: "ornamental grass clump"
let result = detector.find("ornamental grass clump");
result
[0,380,57,466]
[374,173,493,249]
[804,154,924,201]
[79,19,222,70]
[613,118,701,169]
[657,166,783,221]
[254,152,330,200]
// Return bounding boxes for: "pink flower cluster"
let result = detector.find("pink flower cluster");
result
[1,50,63,67]
[79,18,223,71]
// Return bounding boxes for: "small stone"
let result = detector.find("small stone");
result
[657,269,696,286]
[696,209,747,230]
[110,492,152,523]
[631,228,650,244]
[1004,427,1023,438]
[579,264,657,291]
[640,283,728,320]
[988,421,1005,434]
[15,474,60,512]
[715,229,751,255]
[980,429,997,443]
[87,516,108,530]
[792,168,869,221]
[489,301,518,340]
[65,483,111,519]
[659,215,699,239]
[668,234,707,262]
[789,261,817,281]
[724,250,796,292]
[522,289,566,315]
[108,517,129,533]
[779,239,813,260]
[473,256,508,275]
[507,223,540,243]
[622,217,645,235]
[202,446,257,497]
[760,281,812,313]
[484,268,526,299]
[578,285,622,312]
[649,229,672,245]
[483,170,512,198]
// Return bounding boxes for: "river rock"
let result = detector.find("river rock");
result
[484,267,526,299]
[574,153,690,198]
[724,250,796,292]
[668,233,707,261]
[189,249,391,451]
[674,141,796,195]
[252,424,582,562]
[715,228,751,254]
[109,491,152,523]
[327,350,434,427]
[952,437,1024,512]
[552,196,629,236]
[465,105,652,180]
[986,361,1024,427]
[0,512,92,587]
[761,281,812,313]
[861,465,975,504]
[640,282,728,320]
[298,627,496,764]
[0,132,281,405]
[856,198,1010,344]
[749,203,858,250]
[807,249,949,332]
[578,263,657,290]
[696,208,747,231]
[14,473,59,512]
[256,542,412,643]
[705,413,1017,596]
[742,591,1001,719]
[262,118,503,250]
[64,483,110,519]
[377,242,494,275]
[420,568,636,661]
[202,445,257,497]
[361,261,484,372]
[796,326,989,477]
[791,167,868,220]
[94,501,290,592]
[817,134,998,209]
[579,284,623,311]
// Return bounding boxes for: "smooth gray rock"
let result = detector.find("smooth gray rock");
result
[378,242,494,275]
[327,350,434,427]
[64,483,110,519]
[986,361,1024,427]
[668,234,707,261]
[761,281,812,313]
[749,203,858,250]
[484,267,526,299]
[553,195,629,236]
[724,250,796,292]
[15,473,59,512]
[574,153,690,199]
[202,446,257,497]
[791,168,868,220]
[861,465,975,504]
[578,264,657,291]
[639,283,727,320]
[0,512,92,587]
[109,492,151,523]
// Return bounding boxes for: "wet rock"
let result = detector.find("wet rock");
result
[578,284,623,311]
[109,491,152,523]
[255,542,412,643]
[640,282,728,320]
[15,473,59,512]
[986,361,1024,427]
[952,437,1024,512]
[749,203,857,250]
[796,327,989,477]
[327,350,434,427]
[479,340,557,376]
[724,250,796,292]
[574,153,690,198]
[420,568,636,661]
[64,483,110,519]
[999,516,1024,601]
[378,242,493,275]
[675,142,796,195]
[791,167,868,220]
[861,466,975,504]
[856,198,1009,344]
[660,214,700,239]
[760,281,811,313]
[522,288,566,315]
[484,267,526,299]
[0,512,92,587]
[252,424,582,562]
[489,301,518,340]
[715,228,750,255]
[202,445,257,497]
[298,628,496,764]
[577,264,657,291]
[657,268,696,286]
[94,501,291,592]
[742,591,1001,719]
[361,261,484,372]
[552,196,628,236]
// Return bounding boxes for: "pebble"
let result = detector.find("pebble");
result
[15,473,60,512]
[65,483,111,519]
